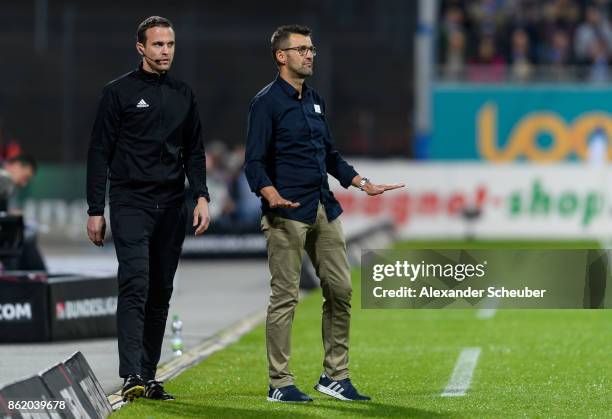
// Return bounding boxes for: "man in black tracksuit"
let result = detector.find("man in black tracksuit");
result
[86,16,210,402]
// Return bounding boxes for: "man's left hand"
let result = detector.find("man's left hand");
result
[193,198,211,235]
[363,182,405,196]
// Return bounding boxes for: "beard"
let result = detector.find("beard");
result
[296,66,313,77]
[289,61,313,78]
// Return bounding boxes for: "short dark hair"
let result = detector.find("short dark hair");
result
[270,24,312,64]
[6,154,37,173]
[137,16,173,45]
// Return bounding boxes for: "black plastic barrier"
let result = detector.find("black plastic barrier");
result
[0,273,49,341]
[0,351,112,418]
[0,272,117,342]
[0,375,59,418]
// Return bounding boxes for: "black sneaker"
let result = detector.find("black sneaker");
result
[314,373,371,401]
[144,380,175,401]
[121,374,145,402]
[267,385,313,402]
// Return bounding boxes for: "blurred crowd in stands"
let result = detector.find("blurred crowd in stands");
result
[202,141,261,233]
[439,0,612,81]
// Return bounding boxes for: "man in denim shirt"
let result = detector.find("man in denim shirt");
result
[245,24,403,403]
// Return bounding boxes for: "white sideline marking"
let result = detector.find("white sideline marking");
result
[441,347,481,397]
[476,308,497,319]
[476,297,499,319]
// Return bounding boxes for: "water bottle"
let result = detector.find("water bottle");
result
[171,315,184,357]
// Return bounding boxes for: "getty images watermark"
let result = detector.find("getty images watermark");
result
[361,249,610,309]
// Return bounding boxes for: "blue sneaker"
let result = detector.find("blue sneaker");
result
[267,385,313,402]
[314,373,371,401]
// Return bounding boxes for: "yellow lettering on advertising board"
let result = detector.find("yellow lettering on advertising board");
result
[477,103,612,162]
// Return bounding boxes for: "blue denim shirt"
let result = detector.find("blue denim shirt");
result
[245,75,358,224]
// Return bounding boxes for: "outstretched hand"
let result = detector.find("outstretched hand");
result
[362,182,405,196]
[260,186,300,209]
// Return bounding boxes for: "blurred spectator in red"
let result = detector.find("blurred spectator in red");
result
[468,35,507,81]
[3,139,22,160]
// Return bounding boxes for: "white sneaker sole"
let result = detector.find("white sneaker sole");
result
[314,384,350,401]
[266,396,311,403]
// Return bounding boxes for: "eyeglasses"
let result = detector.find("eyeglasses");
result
[281,46,317,57]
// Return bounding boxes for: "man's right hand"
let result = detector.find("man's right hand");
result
[87,215,106,247]
[260,186,300,209]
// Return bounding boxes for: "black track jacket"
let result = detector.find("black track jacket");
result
[87,65,209,216]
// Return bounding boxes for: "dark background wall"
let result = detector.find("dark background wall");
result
[0,0,416,162]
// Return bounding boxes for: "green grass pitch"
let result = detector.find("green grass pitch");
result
[114,241,612,418]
